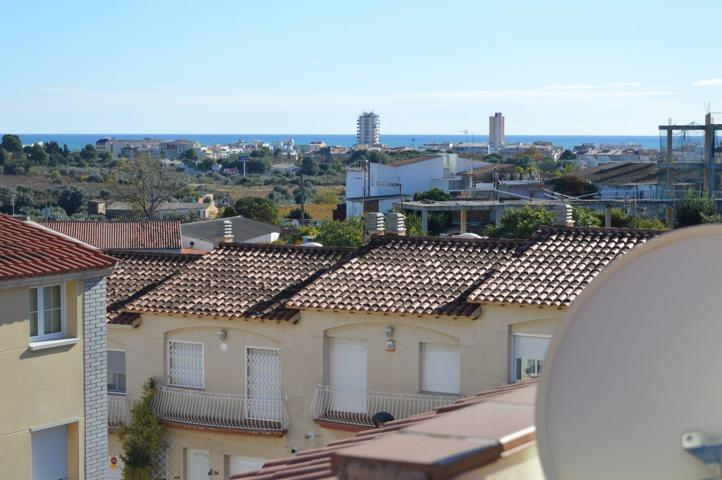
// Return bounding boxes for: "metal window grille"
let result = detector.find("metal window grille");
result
[246,347,283,422]
[168,340,204,388]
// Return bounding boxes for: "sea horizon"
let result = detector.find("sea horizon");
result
[15,133,664,151]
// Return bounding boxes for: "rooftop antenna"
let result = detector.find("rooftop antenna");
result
[460,129,469,143]
[537,225,722,480]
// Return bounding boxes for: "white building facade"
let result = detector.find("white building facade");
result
[489,112,505,150]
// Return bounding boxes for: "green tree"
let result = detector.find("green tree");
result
[0,148,7,166]
[245,157,271,174]
[80,144,97,161]
[120,379,165,480]
[116,155,186,220]
[180,148,198,161]
[300,156,320,176]
[26,143,49,166]
[225,197,279,224]
[57,186,88,215]
[674,191,722,227]
[313,190,339,204]
[315,218,364,247]
[572,207,602,227]
[559,149,576,160]
[1,134,22,153]
[288,207,312,220]
[413,188,451,202]
[486,206,554,239]
[552,175,598,198]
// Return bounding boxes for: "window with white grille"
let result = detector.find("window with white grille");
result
[246,347,282,421]
[167,340,204,388]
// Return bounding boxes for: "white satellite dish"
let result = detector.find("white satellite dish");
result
[537,225,722,480]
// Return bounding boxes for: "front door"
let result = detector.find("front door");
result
[246,347,282,421]
[329,337,367,413]
[187,449,209,480]
[511,334,551,382]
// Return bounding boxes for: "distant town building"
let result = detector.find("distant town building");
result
[356,111,381,146]
[345,153,480,217]
[489,112,505,150]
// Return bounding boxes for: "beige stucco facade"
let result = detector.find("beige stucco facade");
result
[109,303,562,479]
[0,278,86,480]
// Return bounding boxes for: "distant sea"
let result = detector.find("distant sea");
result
[16,134,663,151]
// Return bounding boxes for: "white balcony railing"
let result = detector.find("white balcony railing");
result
[311,384,459,428]
[108,394,131,430]
[151,385,288,433]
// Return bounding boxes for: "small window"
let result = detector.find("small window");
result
[421,343,460,394]
[168,340,204,388]
[107,350,126,394]
[29,285,64,341]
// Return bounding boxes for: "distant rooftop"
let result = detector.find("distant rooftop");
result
[41,220,182,251]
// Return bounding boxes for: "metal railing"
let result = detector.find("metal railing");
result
[311,384,459,428]
[108,394,131,429]
[151,385,288,432]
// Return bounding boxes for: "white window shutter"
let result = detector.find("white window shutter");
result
[32,425,68,480]
[421,343,461,394]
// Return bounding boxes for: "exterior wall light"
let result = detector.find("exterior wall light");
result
[385,339,396,352]
[384,326,394,339]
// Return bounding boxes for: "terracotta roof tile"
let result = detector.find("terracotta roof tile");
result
[468,225,661,306]
[0,215,115,281]
[124,243,352,321]
[287,236,520,317]
[232,382,536,480]
[40,220,181,251]
[106,251,201,325]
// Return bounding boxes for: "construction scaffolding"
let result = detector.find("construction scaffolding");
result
[658,114,722,199]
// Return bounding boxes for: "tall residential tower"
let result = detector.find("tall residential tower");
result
[489,112,505,150]
[356,111,381,146]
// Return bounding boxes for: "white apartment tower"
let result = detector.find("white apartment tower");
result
[489,112,505,149]
[356,111,381,145]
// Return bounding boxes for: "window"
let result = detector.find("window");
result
[167,340,204,388]
[246,347,282,421]
[421,343,460,394]
[107,350,126,394]
[29,285,64,341]
[511,334,551,382]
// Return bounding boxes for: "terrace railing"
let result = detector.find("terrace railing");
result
[311,384,459,428]
[151,385,288,433]
[107,394,131,430]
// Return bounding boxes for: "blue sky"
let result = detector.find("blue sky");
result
[2,0,721,135]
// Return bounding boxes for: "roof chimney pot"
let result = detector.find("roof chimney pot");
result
[552,204,574,227]
[365,212,385,240]
[386,212,406,236]
[222,219,234,243]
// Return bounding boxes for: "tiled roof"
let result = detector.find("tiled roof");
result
[106,251,201,325]
[468,225,661,307]
[182,215,280,246]
[0,215,116,281]
[574,162,658,185]
[232,382,536,480]
[124,243,352,321]
[286,236,520,317]
[40,220,182,251]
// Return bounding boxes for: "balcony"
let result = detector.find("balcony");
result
[151,385,288,435]
[108,394,131,430]
[311,384,459,429]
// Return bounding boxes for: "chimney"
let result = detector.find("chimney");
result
[386,212,406,236]
[365,212,385,240]
[222,219,234,243]
[552,204,574,227]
